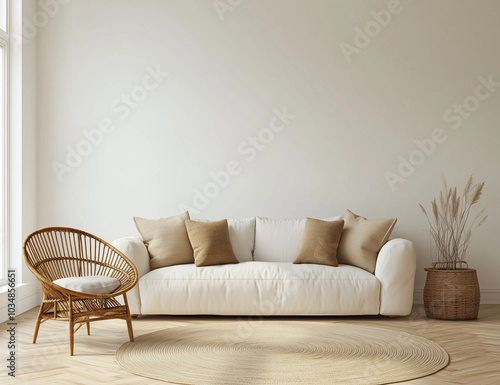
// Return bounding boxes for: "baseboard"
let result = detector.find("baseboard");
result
[414,289,500,304]
[413,289,424,304]
[0,284,41,323]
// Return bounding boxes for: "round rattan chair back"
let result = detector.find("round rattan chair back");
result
[23,227,137,296]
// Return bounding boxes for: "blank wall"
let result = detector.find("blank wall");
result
[37,0,500,302]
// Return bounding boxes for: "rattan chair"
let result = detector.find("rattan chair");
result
[22,227,138,356]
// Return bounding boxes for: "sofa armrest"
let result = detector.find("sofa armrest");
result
[375,238,416,316]
[111,236,150,315]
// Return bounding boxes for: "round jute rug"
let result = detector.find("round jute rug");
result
[116,322,449,385]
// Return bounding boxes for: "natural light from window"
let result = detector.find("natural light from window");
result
[0,0,7,285]
[0,46,5,285]
[0,0,6,32]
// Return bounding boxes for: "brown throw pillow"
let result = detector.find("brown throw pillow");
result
[337,209,397,273]
[185,219,239,267]
[294,218,344,267]
[134,212,194,269]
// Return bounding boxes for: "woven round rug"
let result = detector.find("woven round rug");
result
[116,322,448,385]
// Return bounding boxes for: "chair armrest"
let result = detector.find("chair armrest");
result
[111,236,150,315]
[375,238,416,316]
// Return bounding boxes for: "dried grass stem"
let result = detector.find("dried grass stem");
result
[419,175,487,270]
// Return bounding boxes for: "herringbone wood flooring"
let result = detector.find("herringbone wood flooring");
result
[1,305,499,384]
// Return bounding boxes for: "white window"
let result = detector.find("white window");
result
[0,0,6,32]
[0,0,8,286]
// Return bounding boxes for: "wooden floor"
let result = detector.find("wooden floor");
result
[1,305,499,385]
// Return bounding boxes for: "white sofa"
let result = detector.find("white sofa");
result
[112,217,416,317]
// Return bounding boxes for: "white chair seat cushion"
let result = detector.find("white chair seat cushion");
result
[138,262,380,315]
[54,276,121,295]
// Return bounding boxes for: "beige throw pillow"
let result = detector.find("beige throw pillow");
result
[134,212,194,269]
[337,209,397,273]
[185,219,239,267]
[294,218,344,267]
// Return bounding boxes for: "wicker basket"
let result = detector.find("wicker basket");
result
[423,261,480,320]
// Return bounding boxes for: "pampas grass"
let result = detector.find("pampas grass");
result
[419,175,487,270]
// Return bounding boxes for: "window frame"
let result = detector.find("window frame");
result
[0,0,9,287]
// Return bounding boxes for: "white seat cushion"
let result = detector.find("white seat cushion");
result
[138,262,380,315]
[54,276,121,295]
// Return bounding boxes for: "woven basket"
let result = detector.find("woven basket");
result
[423,261,480,320]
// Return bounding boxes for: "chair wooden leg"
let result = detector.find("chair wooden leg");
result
[69,297,74,356]
[123,294,134,342]
[33,304,45,344]
[126,314,134,342]
[86,321,90,335]
[69,320,75,356]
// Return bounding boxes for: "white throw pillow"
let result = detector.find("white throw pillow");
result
[191,217,256,262]
[54,276,121,295]
[323,216,342,222]
[254,216,342,262]
[254,217,306,262]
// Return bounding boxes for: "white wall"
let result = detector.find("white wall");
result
[37,0,500,303]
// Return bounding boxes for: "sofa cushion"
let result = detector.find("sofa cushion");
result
[294,218,344,267]
[134,212,194,269]
[254,218,305,262]
[185,219,239,267]
[138,262,380,315]
[337,210,397,273]
[192,218,255,262]
[54,276,121,295]
[254,216,342,262]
